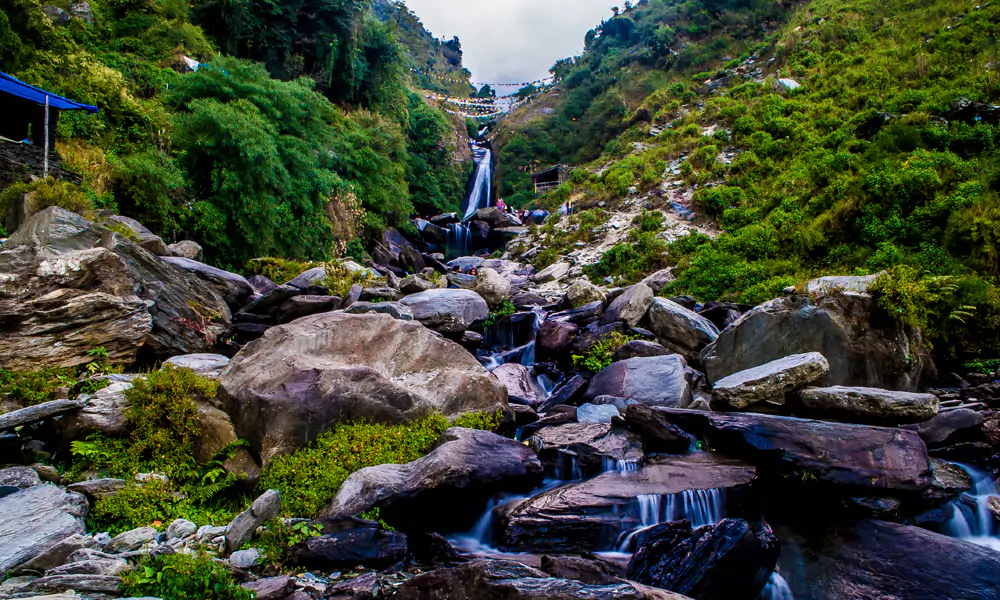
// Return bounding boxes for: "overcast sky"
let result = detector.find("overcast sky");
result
[402,0,615,87]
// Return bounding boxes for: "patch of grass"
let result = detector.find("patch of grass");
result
[0,179,93,220]
[259,411,504,518]
[244,257,318,285]
[105,221,141,242]
[323,262,384,297]
[121,552,253,600]
[484,299,517,327]
[572,332,640,373]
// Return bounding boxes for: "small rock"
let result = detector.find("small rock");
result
[565,280,606,308]
[711,352,830,410]
[166,518,197,540]
[167,240,203,261]
[225,489,281,552]
[532,262,571,284]
[108,526,157,553]
[0,467,41,489]
[229,548,260,568]
[576,403,621,424]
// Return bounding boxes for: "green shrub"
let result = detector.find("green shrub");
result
[259,412,503,518]
[323,262,384,297]
[121,552,253,600]
[484,299,517,326]
[245,257,318,285]
[0,367,78,407]
[572,332,639,372]
[0,179,93,219]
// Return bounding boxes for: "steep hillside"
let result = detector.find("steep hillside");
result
[501,0,1000,366]
[0,0,472,267]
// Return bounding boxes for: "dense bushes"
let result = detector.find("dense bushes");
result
[122,552,252,600]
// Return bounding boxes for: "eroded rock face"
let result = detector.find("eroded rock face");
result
[161,256,253,311]
[499,454,755,553]
[393,558,688,600]
[778,520,1000,600]
[220,313,507,465]
[492,363,546,406]
[0,208,230,369]
[628,519,779,600]
[528,422,642,477]
[710,353,830,410]
[792,386,940,426]
[399,289,489,334]
[700,294,930,391]
[0,484,88,573]
[655,409,932,495]
[586,355,692,408]
[319,428,543,532]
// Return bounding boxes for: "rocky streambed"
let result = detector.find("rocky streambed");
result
[1,206,1000,599]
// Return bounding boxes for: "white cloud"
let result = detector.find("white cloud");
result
[401,0,614,86]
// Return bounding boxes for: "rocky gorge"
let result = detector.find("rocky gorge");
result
[1,200,1000,600]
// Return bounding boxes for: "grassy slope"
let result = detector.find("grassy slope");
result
[503,0,1000,365]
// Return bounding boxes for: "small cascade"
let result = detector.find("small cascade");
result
[553,452,584,481]
[616,488,725,552]
[602,457,639,474]
[761,572,794,600]
[944,463,1000,551]
[450,479,570,555]
[446,223,471,260]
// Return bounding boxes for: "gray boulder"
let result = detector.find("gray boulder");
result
[400,275,437,295]
[344,301,414,321]
[602,284,653,328]
[0,397,89,431]
[161,256,253,310]
[586,355,692,408]
[492,363,546,406]
[532,261,571,284]
[577,403,622,424]
[645,298,719,361]
[711,352,830,410]
[66,478,125,501]
[359,286,403,302]
[219,312,506,465]
[640,269,676,294]
[276,295,342,323]
[0,467,41,489]
[226,489,281,552]
[167,240,203,261]
[57,382,130,439]
[612,340,670,362]
[566,280,606,308]
[792,386,940,426]
[472,268,511,307]
[164,353,231,379]
[166,518,197,540]
[701,294,930,391]
[0,485,88,573]
[107,215,170,256]
[320,428,544,532]
[108,526,157,552]
[806,273,880,297]
[286,266,326,289]
[0,208,230,369]
[400,289,489,334]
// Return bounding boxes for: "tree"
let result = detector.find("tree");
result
[477,84,497,99]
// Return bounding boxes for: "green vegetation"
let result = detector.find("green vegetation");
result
[0,353,119,409]
[572,332,639,372]
[69,366,244,533]
[587,210,669,283]
[255,519,323,565]
[0,179,94,220]
[323,262,385,297]
[0,0,473,267]
[505,0,1000,367]
[524,209,607,270]
[122,552,253,600]
[244,258,320,285]
[260,411,504,518]
[484,299,518,326]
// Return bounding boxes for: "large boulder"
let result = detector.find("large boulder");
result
[499,453,755,553]
[393,558,688,600]
[400,289,489,334]
[791,386,940,426]
[472,268,511,307]
[566,280,607,308]
[0,484,88,573]
[710,352,830,410]
[645,298,719,362]
[778,520,1000,600]
[654,409,932,495]
[492,363,546,406]
[56,382,130,439]
[585,355,692,408]
[628,519,779,600]
[473,207,522,229]
[219,313,507,465]
[161,256,253,311]
[319,428,543,532]
[602,284,653,328]
[700,294,930,391]
[0,208,230,369]
[288,518,409,571]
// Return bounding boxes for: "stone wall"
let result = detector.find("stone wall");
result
[0,141,78,190]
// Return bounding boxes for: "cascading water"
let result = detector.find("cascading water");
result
[616,488,725,552]
[462,145,493,222]
[761,572,794,600]
[445,223,471,260]
[944,463,1000,551]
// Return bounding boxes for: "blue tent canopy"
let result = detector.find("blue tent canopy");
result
[0,71,98,113]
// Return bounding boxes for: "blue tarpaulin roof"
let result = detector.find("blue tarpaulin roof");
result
[0,71,98,113]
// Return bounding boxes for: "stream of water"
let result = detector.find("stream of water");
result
[944,463,1000,552]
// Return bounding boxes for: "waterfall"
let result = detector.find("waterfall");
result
[944,463,1000,551]
[616,488,725,552]
[602,457,639,474]
[462,145,493,222]
[761,572,794,600]
[446,223,471,260]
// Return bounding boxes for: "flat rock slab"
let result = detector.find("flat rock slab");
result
[711,352,829,410]
[164,353,231,378]
[793,386,939,426]
[499,453,755,553]
[778,519,1000,600]
[528,422,641,476]
[0,485,88,573]
[654,409,932,494]
[399,289,489,333]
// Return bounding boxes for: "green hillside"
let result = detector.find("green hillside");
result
[502,0,1000,365]
[0,0,472,267]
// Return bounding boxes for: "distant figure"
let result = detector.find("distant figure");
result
[470,267,479,277]
[496,198,506,212]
